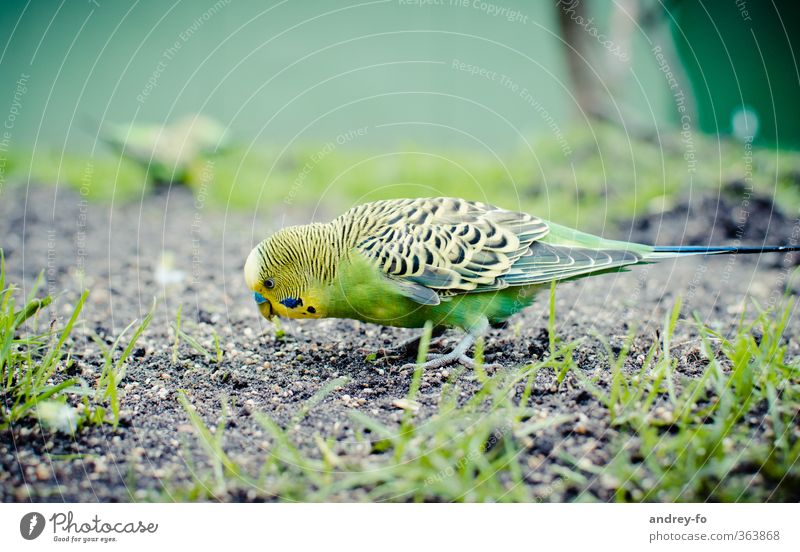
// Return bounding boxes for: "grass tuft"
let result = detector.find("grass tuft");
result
[90,300,155,426]
[1,252,155,432]
[1,257,87,432]
[171,306,223,365]
[577,298,800,501]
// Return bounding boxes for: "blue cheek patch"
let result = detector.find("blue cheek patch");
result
[279,297,303,309]
[253,292,268,305]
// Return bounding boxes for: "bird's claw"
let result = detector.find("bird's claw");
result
[401,353,502,371]
[399,324,500,371]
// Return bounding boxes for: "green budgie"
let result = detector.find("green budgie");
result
[98,114,227,184]
[244,197,798,368]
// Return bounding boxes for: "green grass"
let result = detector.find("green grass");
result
[0,252,153,432]
[9,149,149,202]
[171,306,224,365]
[1,254,86,433]
[166,291,798,502]
[90,300,154,427]
[7,124,800,231]
[171,305,182,364]
[176,392,241,499]
[594,299,799,501]
[174,363,569,502]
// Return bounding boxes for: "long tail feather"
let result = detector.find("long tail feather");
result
[650,244,800,258]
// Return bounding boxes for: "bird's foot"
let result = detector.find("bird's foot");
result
[401,351,502,370]
[400,332,502,370]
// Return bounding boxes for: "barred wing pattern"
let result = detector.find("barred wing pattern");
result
[348,198,643,301]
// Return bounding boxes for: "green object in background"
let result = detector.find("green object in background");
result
[98,114,228,185]
[670,0,800,148]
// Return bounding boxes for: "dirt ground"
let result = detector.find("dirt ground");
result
[1,183,798,502]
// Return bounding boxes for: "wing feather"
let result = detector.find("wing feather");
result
[503,242,642,284]
[341,197,643,301]
[351,198,548,295]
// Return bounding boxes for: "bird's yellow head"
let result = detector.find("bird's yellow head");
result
[244,225,330,321]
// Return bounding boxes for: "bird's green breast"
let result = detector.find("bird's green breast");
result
[320,252,542,331]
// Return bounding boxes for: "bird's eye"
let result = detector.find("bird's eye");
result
[264,278,275,289]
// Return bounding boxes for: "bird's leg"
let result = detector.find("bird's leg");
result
[401,332,475,370]
[401,318,501,370]
[360,326,447,359]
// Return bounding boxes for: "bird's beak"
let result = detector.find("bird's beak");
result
[253,292,274,320]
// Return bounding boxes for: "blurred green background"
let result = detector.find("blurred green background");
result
[1,0,799,227]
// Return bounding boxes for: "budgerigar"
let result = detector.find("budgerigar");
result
[98,114,227,184]
[244,198,798,368]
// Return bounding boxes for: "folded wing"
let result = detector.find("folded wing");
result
[350,198,646,301]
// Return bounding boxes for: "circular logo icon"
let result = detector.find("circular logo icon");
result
[20,512,45,540]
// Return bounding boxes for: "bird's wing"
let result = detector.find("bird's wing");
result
[353,198,549,294]
[498,220,651,285]
[350,199,653,299]
[501,241,643,285]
